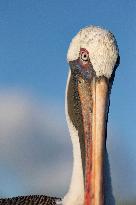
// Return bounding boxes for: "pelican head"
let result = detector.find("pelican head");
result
[67,26,118,78]
[64,26,119,205]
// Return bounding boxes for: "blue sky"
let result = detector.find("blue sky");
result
[0,0,136,203]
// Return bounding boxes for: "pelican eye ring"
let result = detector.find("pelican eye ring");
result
[80,50,89,62]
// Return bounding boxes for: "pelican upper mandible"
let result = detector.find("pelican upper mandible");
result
[0,26,119,205]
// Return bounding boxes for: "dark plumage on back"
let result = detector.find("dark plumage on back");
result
[0,195,61,205]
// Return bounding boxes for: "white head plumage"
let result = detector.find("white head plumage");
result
[67,26,119,78]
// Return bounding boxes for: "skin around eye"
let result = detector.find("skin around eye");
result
[79,48,89,62]
[81,52,89,61]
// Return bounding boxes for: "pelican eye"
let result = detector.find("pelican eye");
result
[80,51,89,62]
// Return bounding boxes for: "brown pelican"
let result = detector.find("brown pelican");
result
[0,26,119,205]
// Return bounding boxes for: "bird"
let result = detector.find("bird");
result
[0,26,119,205]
